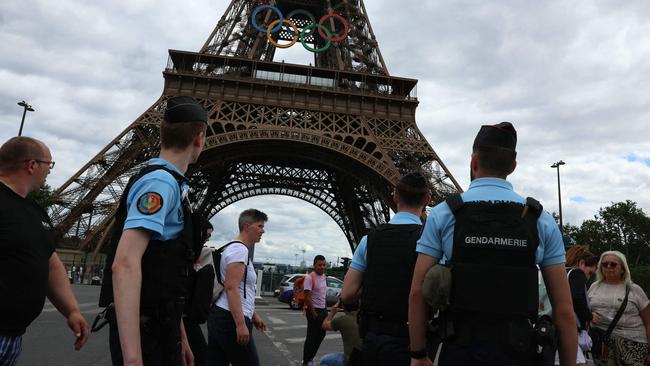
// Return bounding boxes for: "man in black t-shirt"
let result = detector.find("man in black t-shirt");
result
[0,136,89,366]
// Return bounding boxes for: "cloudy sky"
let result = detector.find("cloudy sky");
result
[1,0,649,266]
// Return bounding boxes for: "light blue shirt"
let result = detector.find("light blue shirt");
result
[416,177,565,268]
[351,212,422,272]
[123,158,189,241]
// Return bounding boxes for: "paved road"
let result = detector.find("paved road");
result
[18,285,343,366]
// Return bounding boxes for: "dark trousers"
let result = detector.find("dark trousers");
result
[183,318,207,366]
[438,341,534,366]
[108,314,181,366]
[362,331,410,366]
[302,308,328,364]
[206,306,259,366]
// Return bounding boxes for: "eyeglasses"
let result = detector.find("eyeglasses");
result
[25,159,55,169]
[601,261,619,269]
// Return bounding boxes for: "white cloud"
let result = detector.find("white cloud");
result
[1,0,649,264]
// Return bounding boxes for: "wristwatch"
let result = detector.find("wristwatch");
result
[409,348,427,359]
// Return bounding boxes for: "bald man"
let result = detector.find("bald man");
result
[0,136,89,366]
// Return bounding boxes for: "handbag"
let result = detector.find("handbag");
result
[588,284,630,359]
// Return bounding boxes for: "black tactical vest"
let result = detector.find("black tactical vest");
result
[446,193,542,321]
[99,165,202,309]
[361,223,422,323]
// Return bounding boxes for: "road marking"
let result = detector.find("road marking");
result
[41,302,98,313]
[267,316,287,325]
[262,329,300,365]
[83,308,104,315]
[271,324,307,331]
[285,334,340,344]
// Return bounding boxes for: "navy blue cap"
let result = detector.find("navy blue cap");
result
[472,121,517,151]
[164,96,208,124]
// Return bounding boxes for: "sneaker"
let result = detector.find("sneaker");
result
[304,361,315,366]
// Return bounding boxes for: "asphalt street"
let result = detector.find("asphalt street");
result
[18,285,343,366]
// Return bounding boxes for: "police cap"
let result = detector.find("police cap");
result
[164,96,208,124]
[472,121,517,151]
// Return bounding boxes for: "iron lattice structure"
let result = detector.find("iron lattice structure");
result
[49,0,461,256]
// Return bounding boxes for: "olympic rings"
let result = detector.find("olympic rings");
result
[266,19,299,49]
[251,4,283,33]
[286,9,316,28]
[318,13,349,42]
[250,4,349,53]
[300,24,333,53]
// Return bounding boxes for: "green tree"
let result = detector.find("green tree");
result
[565,219,613,255]
[27,184,57,209]
[565,200,650,266]
[598,201,650,266]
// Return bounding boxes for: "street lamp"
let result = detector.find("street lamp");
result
[17,100,35,136]
[550,160,566,236]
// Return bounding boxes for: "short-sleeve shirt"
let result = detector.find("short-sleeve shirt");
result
[123,158,188,240]
[331,311,362,366]
[304,273,327,309]
[0,182,56,336]
[416,178,566,268]
[588,282,650,343]
[215,242,257,319]
[350,212,422,272]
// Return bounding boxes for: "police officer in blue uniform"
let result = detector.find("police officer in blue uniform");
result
[99,96,208,366]
[341,172,431,366]
[408,122,578,366]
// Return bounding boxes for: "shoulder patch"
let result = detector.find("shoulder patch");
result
[136,192,164,215]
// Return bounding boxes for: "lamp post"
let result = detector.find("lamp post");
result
[550,160,566,235]
[17,100,35,136]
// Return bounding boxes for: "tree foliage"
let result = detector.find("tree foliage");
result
[565,200,650,266]
[27,184,57,209]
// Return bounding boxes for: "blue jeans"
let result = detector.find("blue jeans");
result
[206,306,259,366]
[0,335,22,366]
[320,352,344,366]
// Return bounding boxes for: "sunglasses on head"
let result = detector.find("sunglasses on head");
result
[601,261,619,269]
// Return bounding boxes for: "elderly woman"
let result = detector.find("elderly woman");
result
[587,250,650,366]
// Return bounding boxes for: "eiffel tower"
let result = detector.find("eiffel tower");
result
[48,0,461,259]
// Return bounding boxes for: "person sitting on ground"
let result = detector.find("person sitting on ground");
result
[320,299,363,366]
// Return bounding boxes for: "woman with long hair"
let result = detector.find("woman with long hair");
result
[587,251,650,366]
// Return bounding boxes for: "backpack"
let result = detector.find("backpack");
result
[185,254,215,323]
[293,272,317,308]
[196,241,249,304]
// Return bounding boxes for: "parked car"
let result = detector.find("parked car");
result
[276,273,343,309]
